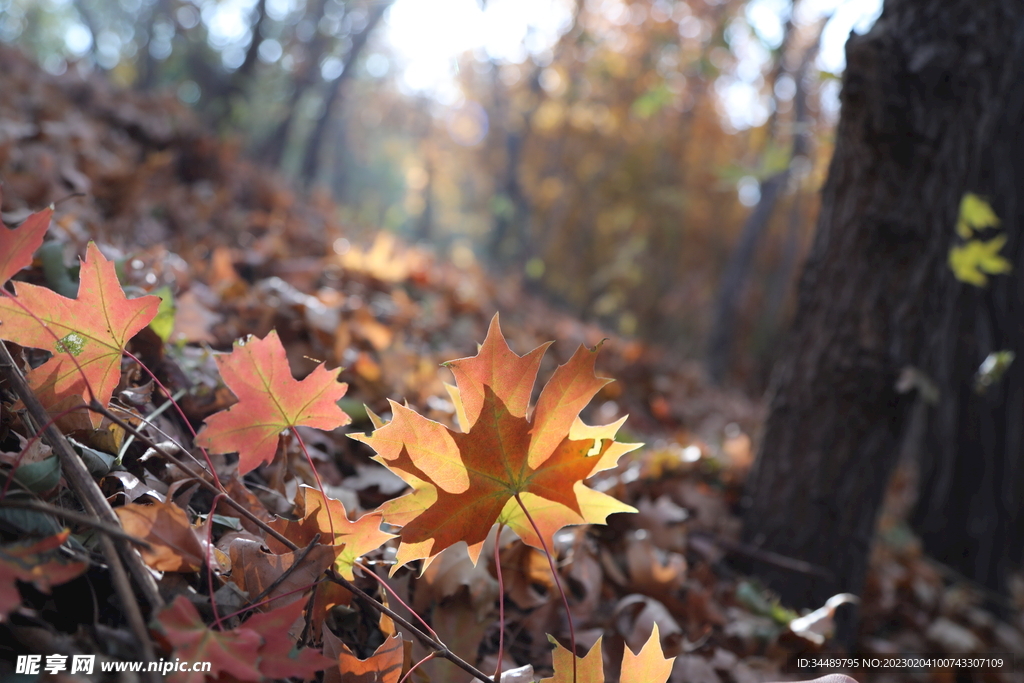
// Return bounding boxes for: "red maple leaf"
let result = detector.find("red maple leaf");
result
[0,198,50,286]
[0,242,159,427]
[196,330,351,475]
[153,596,332,683]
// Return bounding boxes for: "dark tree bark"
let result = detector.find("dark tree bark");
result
[911,19,1024,597]
[740,0,1023,625]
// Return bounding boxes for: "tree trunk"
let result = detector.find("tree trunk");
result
[911,18,1024,598]
[705,25,821,385]
[740,0,1023,626]
[299,1,390,186]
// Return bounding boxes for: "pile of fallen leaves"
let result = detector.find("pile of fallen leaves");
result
[1,45,1023,683]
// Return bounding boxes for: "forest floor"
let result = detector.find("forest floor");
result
[0,45,1022,682]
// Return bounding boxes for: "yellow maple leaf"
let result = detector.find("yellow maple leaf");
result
[956,192,1000,239]
[948,235,1012,287]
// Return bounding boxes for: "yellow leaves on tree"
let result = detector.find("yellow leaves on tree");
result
[350,314,638,571]
[949,192,1011,287]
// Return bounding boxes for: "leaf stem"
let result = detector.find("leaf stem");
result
[243,533,322,612]
[92,398,496,683]
[513,493,576,683]
[124,350,223,489]
[399,651,436,683]
[289,426,334,540]
[0,498,152,548]
[0,402,95,499]
[355,561,441,642]
[207,493,225,629]
[0,341,162,677]
[493,522,506,683]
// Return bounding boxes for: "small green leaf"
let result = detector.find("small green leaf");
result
[12,455,62,493]
[68,437,117,477]
[148,285,176,342]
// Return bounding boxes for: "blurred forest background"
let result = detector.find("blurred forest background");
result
[0,0,880,389]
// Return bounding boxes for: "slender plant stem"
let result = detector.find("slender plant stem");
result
[220,577,327,623]
[356,562,441,642]
[0,341,162,672]
[0,498,152,548]
[91,400,296,549]
[243,534,321,611]
[493,523,506,683]
[329,569,494,683]
[514,493,576,683]
[90,399,496,683]
[206,493,225,629]
[399,651,436,683]
[124,351,223,489]
[289,427,335,540]
[0,403,93,498]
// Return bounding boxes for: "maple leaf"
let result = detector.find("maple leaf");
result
[267,486,394,580]
[114,500,206,572]
[242,597,335,679]
[154,597,264,683]
[0,201,51,286]
[350,314,638,569]
[619,624,675,683]
[539,635,603,683]
[539,627,673,683]
[948,235,1012,287]
[0,242,159,427]
[0,529,87,621]
[323,632,404,683]
[154,595,332,683]
[227,537,339,608]
[196,330,351,475]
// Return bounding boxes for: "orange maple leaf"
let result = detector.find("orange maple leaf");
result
[115,500,207,572]
[540,627,674,683]
[0,529,87,621]
[324,633,404,683]
[0,242,159,427]
[620,624,675,683]
[267,486,394,580]
[154,595,332,683]
[350,314,637,569]
[0,200,50,286]
[540,635,603,683]
[196,330,351,475]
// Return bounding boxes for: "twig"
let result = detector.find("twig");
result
[91,400,296,550]
[691,530,835,579]
[328,569,496,683]
[243,534,321,610]
[90,400,497,683]
[0,499,152,549]
[0,342,161,669]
